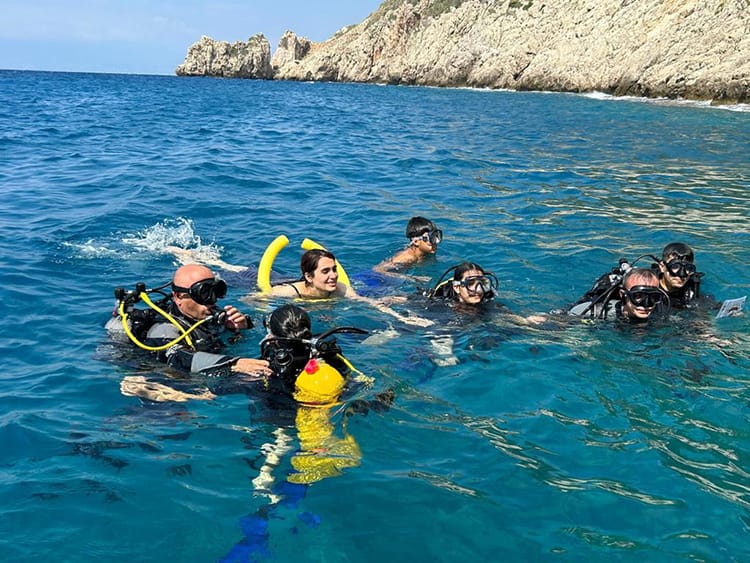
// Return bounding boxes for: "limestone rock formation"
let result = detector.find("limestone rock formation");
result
[177,0,750,102]
[270,31,313,74]
[175,34,272,79]
[271,0,750,103]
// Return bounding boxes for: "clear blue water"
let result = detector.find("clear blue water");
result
[1,69,750,562]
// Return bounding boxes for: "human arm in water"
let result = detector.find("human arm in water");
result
[373,251,432,283]
[342,284,433,327]
[145,317,271,377]
[164,245,247,272]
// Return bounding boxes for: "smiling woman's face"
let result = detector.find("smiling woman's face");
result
[306,257,339,293]
[454,268,486,305]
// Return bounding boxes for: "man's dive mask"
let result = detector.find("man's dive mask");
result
[171,276,227,306]
[665,260,696,279]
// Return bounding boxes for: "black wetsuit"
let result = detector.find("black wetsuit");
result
[662,277,701,309]
[107,300,243,377]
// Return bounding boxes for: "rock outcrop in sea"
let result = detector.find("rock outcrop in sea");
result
[176,0,750,103]
[175,34,272,79]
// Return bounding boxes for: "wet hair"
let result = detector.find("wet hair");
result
[661,242,694,263]
[406,216,437,239]
[267,304,312,340]
[453,262,485,281]
[300,249,336,281]
[262,305,314,396]
[622,268,659,289]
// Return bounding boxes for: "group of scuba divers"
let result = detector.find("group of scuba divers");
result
[107,216,717,406]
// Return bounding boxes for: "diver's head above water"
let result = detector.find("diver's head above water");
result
[428,261,497,306]
[171,264,227,320]
[406,216,442,256]
[619,268,666,322]
[261,304,350,405]
[451,262,497,305]
[266,303,312,340]
[658,241,696,293]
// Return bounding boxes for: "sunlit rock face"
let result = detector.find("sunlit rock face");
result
[179,1,750,103]
[176,34,272,79]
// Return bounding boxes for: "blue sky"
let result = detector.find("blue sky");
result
[0,1,383,75]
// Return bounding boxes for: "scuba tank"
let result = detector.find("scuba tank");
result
[573,258,632,308]
[570,253,673,318]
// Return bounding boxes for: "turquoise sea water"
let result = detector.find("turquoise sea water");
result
[1,69,750,562]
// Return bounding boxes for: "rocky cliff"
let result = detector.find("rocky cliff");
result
[178,0,750,103]
[175,34,272,79]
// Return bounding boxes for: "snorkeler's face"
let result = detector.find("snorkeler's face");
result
[659,256,695,291]
[412,229,440,255]
[454,269,487,305]
[306,257,339,293]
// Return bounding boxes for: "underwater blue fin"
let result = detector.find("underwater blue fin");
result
[219,514,270,562]
[273,480,308,509]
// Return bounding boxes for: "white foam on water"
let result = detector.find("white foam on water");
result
[61,239,121,259]
[121,217,224,261]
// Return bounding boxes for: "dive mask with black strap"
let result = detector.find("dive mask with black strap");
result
[171,276,227,306]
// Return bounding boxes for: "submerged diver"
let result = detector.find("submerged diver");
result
[568,267,667,322]
[373,216,443,277]
[106,264,271,378]
[222,304,392,562]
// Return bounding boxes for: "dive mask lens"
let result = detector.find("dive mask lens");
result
[666,260,696,278]
[625,286,664,308]
[417,229,442,245]
[461,276,491,294]
[190,277,227,305]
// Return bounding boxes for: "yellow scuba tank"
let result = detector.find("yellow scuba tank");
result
[288,404,362,484]
[293,358,346,405]
[294,358,344,405]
